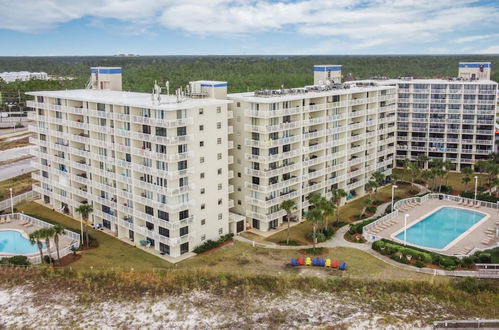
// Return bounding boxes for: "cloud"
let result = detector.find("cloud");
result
[475,45,499,54]
[455,33,499,43]
[0,0,498,52]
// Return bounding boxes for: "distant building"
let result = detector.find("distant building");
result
[0,71,48,83]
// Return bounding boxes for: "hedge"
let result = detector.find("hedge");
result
[372,239,462,270]
[0,256,30,266]
[460,191,499,203]
[348,216,380,235]
[193,233,234,254]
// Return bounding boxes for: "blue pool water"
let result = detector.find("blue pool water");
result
[0,230,45,254]
[395,207,486,249]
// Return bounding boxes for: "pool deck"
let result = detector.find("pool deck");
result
[0,216,74,259]
[367,199,499,256]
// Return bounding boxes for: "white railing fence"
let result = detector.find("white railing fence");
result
[0,190,40,212]
[0,213,80,264]
[362,193,499,242]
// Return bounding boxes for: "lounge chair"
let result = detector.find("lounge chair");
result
[5,217,11,223]
[291,258,298,267]
[325,258,331,267]
[298,256,304,265]
[332,259,339,268]
[23,221,31,226]
[305,257,312,266]
[339,261,347,271]
[475,202,480,208]
[25,222,33,227]
[457,199,463,205]
[0,219,4,224]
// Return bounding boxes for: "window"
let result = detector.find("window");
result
[158,210,169,221]
[199,141,204,147]
[159,227,169,237]
[180,226,189,236]
[217,168,222,175]
[218,213,223,220]
[237,145,241,150]
[218,198,222,205]
[179,210,189,220]
[217,153,222,160]
[145,206,154,216]
[199,108,204,115]
[201,203,205,210]
[156,127,167,137]
[200,188,205,194]
[159,243,170,255]
[177,127,187,136]
[199,125,204,131]
[200,157,205,163]
[218,184,222,190]
[218,228,223,235]
[200,172,205,179]
[201,219,206,225]
[238,200,242,205]
[178,160,187,170]
[180,242,189,255]
[178,144,187,154]
[216,106,221,113]
[217,138,222,144]
[238,172,241,178]
[217,122,222,129]
[237,102,240,107]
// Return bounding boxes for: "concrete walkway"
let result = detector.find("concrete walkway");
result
[235,184,495,278]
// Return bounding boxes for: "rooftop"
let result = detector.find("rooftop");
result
[355,78,498,85]
[26,89,232,110]
[227,83,396,103]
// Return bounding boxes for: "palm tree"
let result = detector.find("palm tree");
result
[280,199,297,245]
[75,204,93,247]
[421,170,433,189]
[442,160,452,188]
[390,173,400,184]
[406,161,420,191]
[308,193,333,230]
[461,167,473,192]
[52,224,65,263]
[330,188,347,225]
[39,227,55,265]
[370,171,385,200]
[417,154,429,169]
[366,180,377,200]
[29,230,44,263]
[305,208,323,252]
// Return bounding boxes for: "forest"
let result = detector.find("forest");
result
[0,55,498,109]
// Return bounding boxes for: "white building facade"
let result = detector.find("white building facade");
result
[27,67,234,258]
[227,67,397,232]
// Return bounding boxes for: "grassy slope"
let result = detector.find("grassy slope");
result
[16,201,441,281]
[265,183,416,245]
[393,168,489,194]
[0,173,35,200]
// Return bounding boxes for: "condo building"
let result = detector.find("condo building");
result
[26,61,497,257]
[365,62,497,170]
[227,65,397,232]
[27,67,234,258]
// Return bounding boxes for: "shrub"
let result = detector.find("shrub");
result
[439,185,453,194]
[476,253,492,263]
[301,247,324,255]
[366,206,377,214]
[0,255,30,266]
[414,179,425,184]
[372,239,463,270]
[349,217,379,235]
[415,260,425,268]
[193,233,234,254]
[460,191,499,203]
[277,240,300,246]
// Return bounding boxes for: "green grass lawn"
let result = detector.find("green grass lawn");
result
[16,202,171,271]
[14,201,441,281]
[265,182,418,245]
[393,168,489,194]
[0,173,36,200]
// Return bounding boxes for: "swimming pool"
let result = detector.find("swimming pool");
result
[0,230,45,254]
[394,207,486,250]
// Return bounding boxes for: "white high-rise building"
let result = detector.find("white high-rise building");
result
[357,62,498,170]
[27,67,234,259]
[227,66,397,232]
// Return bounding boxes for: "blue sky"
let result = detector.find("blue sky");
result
[1,0,498,56]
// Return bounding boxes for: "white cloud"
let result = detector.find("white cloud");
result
[455,33,499,43]
[0,0,498,52]
[475,45,499,54]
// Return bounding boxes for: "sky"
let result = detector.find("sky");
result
[0,0,499,56]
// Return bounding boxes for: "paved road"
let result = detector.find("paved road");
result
[0,146,33,162]
[0,158,34,180]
